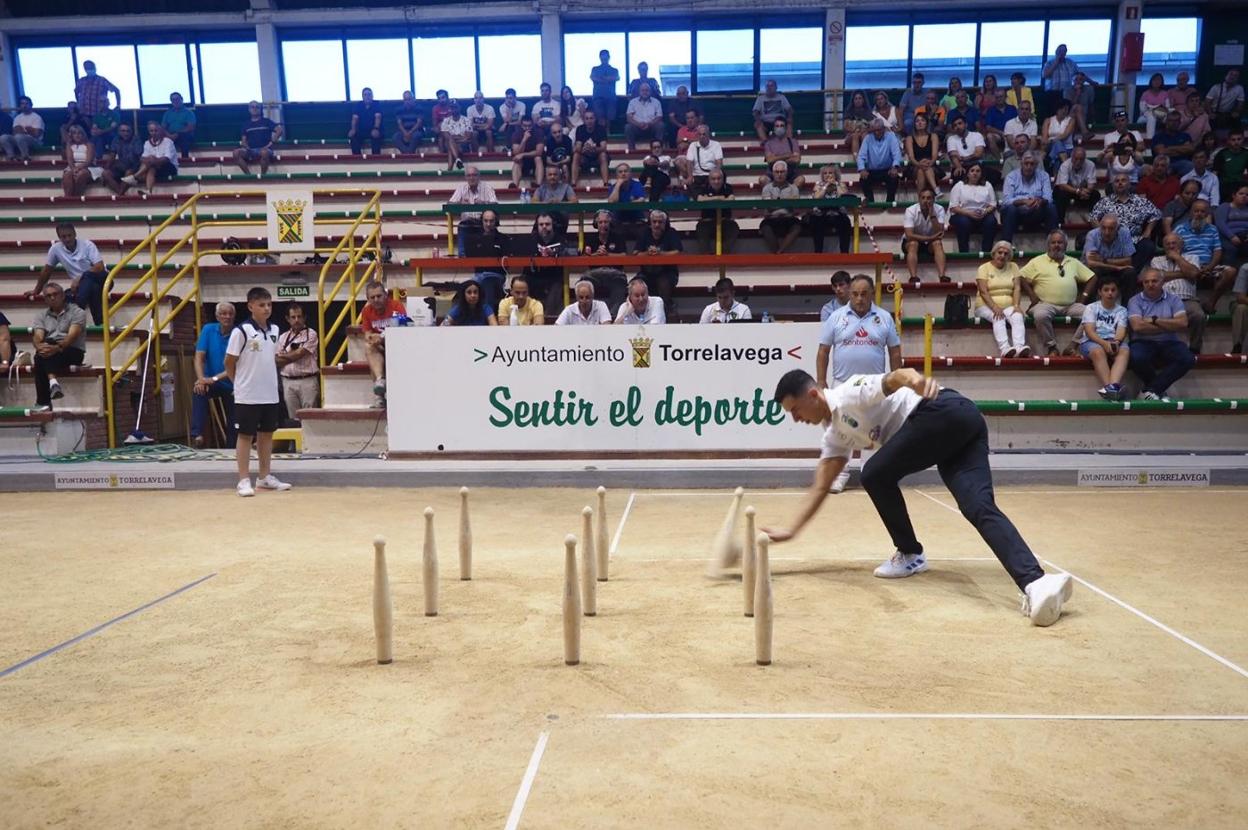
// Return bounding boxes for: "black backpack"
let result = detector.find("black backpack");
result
[944,293,970,326]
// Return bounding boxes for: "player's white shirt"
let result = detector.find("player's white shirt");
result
[226,320,280,405]
[819,373,924,459]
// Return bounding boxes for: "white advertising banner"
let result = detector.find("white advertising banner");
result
[386,324,824,453]
[265,189,316,253]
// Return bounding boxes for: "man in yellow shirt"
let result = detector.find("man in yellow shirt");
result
[497,275,546,325]
[1020,229,1096,355]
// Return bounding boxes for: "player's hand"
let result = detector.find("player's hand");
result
[759,527,792,543]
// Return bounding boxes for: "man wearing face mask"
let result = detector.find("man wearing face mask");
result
[762,117,804,187]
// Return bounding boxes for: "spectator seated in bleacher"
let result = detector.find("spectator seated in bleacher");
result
[510,115,544,189]
[1000,133,1033,181]
[1212,129,1247,202]
[360,280,406,409]
[1136,154,1179,211]
[392,91,426,154]
[1174,198,1237,316]
[1205,68,1244,133]
[1021,230,1096,356]
[441,281,497,327]
[534,82,563,135]
[450,165,498,254]
[348,87,383,157]
[1178,91,1210,149]
[1214,184,1248,268]
[947,161,998,254]
[31,282,86,411]
[1169,71,1198,113]
[1233,267,1248,354]
[1162,179,1202,234]
[761,117,805,188]
[1,96,45,161]
[939,77,962,111]
[564,88,588,132]
[542,121,574,183]
[1103,110,1144,153]
[624,82,663,152]
[694,167,738,255]
[572,110,609,188]
[857,118,903,203]
[1083,215,1139,298]
[982,88,1017,157]
[233,101,281,176]
[820,270,852,322]
[898,72,926,134]
[975,74,1000,113]
[1066,72,1096,143]
[160,92,196,159]
[1004,100,1040,155]
[1152,111,1196,177]
[975,241,1029,358]
[752,80,794,144]
[634,210,681,312]
[902,187,948,283]
[615,276,666,325]
[1150,231,1208,352]
[1106,140,1144,187]
[61,124,97,198]
[464,208,508,311]
[31,223,105,324]
[666,85,701,135]
[121,122,177,195]
[1054,146,1100,224]
[1180,149,1221,206]
[759,161,802,255]
[523,212,574,311]
[627,62,661,102]
[946,115,992,188]
[275,303,319,424]
[1006,72,1034,112]
[843,91,873,158]
[673,110,700,161]
[1091,173,1162,265]
[1001,151,1056,244]
[440,100,473,172]
[1127,268,1196,400]
[805,165,852,254]
[556,279,611,326]
[914,91,947,139]
[947,89,980,136]
[1079,278,1131,401]
[88,106,118,160]
[467,91,496,154]
[606,162,646,237]
[497,275,545,326]
[699,276,752,324]
[906,113,939,197]
[1139,73,1172,140]
[871,90,900,133]
[499,88,525,152]
[0,312,12,368]
[533,164,576,238]
[1042,99,1076,169]
[682,124,722,194]
[57,100,89,149]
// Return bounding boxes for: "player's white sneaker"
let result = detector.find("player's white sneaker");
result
[1021,573,1073,626]
[873,551,928,578]
[257,474,292,491]
[237,478,255,497]
[829,469,851,494]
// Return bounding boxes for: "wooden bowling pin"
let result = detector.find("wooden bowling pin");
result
[423,507,439,617]
[754,532,773,666]
[563,534,581,665]
[581,506,597,616]
[372,536,393,665]
[458,487,472,581]
[742,506,757,618]
[595,486,609,581]
[707,486,746,577]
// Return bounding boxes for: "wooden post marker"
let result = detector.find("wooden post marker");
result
[707,486,746,578]
[742,506,757,618]
[562,534,582,665]
[595,486,609,581]
[372,536,393,665]
[422,507,439,617]
[754,532,773,666]
[581,506,598,616]
[458,487,472,581]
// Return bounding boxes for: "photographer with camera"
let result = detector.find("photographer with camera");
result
[275,303,319,423]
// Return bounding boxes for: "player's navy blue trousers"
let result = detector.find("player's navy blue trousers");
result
[859,389,1045,590]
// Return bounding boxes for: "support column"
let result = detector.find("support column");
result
[823,7,847,132]
[1112,0,1143,119]
[0,32,16,110]
[255,21,283,123]
[540,12,563,90]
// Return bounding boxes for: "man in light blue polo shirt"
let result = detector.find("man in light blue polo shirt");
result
[1173,199,1238,314]
[815,273,901,492]
[1001,151,1057,243]
[1127,268,1195,399]
[191,302,237,448]
[857,118,903,203]
[1082,214,1138,297]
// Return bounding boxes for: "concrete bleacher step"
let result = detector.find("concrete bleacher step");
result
[0,408,100,456]
[0,294,176,332]
[296,406,387,455]
[4,326,148,367]
[0,365,106,413]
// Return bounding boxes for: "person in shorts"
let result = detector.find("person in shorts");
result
[225,286,292,497]
[1079,278,1131,401]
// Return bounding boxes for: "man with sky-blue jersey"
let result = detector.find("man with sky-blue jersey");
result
[815,274,901,493]
[762,367,1074,627]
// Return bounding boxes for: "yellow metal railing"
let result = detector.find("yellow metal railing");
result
[102,190,382,447]
[317,191,384,389]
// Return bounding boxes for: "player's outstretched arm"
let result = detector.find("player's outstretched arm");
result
[883,368,939,399]
[763,456,845,543]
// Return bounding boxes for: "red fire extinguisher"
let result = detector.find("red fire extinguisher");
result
[1121,32,1145,73]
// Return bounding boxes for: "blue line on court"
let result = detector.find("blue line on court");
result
[0,573,217,680]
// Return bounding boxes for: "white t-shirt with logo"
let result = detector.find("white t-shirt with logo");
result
[226,320,280,405]
[46,238,103,280]
[820,374,924,460]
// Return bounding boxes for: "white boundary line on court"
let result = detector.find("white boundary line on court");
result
[503,730,549,830]
[630,556,997,563]
[912,489,1248,682]
[608,492,636,556]
[602,712,1248,722]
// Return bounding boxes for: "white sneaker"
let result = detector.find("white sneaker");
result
[873,551,928,579]
[372,377,387,397]
[1021,573,1073,627]
[829,469,851,494]
[121,174,137,185]
[1140,391,1161,401]
[257,474,292,491]
[48,379,64,400]
[237,479,255,497]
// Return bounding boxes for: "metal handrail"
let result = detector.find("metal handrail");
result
[316,192,384,396]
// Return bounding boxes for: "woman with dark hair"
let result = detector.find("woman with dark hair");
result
[1139,73,1170,138]
[948,161,998,253]
[560,86,586,130]
[906,112,939,196]
[843,90,873,157]
[441,281,498,327]
[976,75,999,114]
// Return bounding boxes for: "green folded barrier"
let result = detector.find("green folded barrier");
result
[977,398,1246,413]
